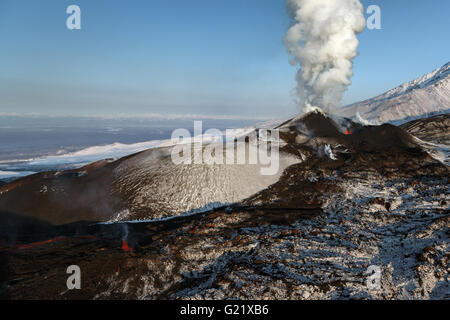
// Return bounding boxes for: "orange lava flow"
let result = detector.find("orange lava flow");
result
[0,237,68,251]
[0,236,97,252]
[121,240,134,252]
[16,237,68,250]
[345,128,352,135]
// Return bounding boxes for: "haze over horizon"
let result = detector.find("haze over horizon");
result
[1,0,449,118]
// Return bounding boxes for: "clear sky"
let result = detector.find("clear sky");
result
[0,0,449,118]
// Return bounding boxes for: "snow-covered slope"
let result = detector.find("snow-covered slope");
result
[111,143,300,221]
[339,62,450,123]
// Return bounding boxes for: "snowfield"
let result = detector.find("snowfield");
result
[112,140,301,221]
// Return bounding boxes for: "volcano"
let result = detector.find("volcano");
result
[0,110,448,300]
[0,110,422,225]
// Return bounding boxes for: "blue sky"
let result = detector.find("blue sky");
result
[0,0,449,118]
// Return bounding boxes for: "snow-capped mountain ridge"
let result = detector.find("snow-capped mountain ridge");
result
[339,62,450,123]
[367,62,449,104]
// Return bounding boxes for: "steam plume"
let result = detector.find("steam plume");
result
[284,0,366,113]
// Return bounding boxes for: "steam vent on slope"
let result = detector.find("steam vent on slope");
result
[0,110,449,299]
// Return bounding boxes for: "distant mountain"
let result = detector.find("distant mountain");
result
[339,62,450,124]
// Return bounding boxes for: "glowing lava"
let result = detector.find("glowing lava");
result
[0,236,98,252]
[345,128,352,135]
[121,240,134,252]
[1,237,68,252]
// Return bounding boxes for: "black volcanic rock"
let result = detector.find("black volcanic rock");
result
[0,145,448,299]
[0,111,448,300]
[277,110,420,155]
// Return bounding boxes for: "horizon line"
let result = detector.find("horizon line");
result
[0,112,281,121]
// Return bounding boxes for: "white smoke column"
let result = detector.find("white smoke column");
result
[284,0,366,113]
